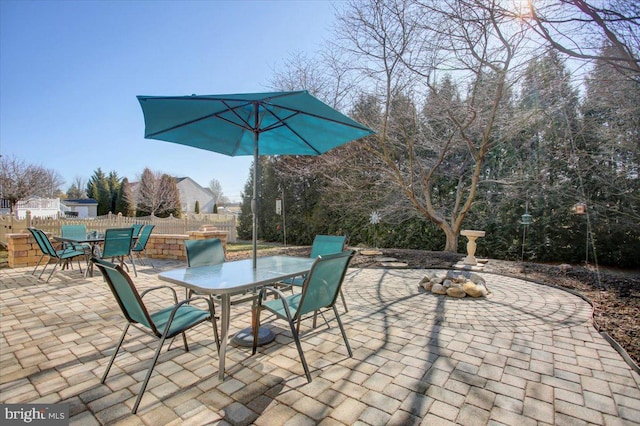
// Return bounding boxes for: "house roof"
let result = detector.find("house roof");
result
[62,198,98,205]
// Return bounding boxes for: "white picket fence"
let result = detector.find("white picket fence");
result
[14,198,61,219]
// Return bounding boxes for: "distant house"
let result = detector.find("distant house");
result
[129,176,218,214]
[175,177,216,213]
[61,198,99,218]
[14,197,61,219]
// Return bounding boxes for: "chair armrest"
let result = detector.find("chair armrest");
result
[159,296,215,337]
[141,285,179,303]
[181,296,214,310]
[257,286,289,302]
[256,286,296,319]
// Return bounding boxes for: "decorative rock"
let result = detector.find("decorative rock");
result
[447,287,466,298]
[423,271,438,280]
[425,270,488,298]
[559,264,572,273]
[361,250,383,256]
[476,284,489,296]
[419,276,434,291]
[380,261,409,268]
[463,282,483,298]
[431,283,447,295]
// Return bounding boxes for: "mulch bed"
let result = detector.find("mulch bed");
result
[230,246,640,368]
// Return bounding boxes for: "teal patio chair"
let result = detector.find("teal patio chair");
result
[131,223,144,237]
[92,257,216,414]
[184,238,226,268]
[27,228,87,282]
[281,235,349,312]
[132,224,155,268]
[61,224,91,253]
[61,224,87,240]
[184,238,224,349]
[101,227,137,277]
[252,250,355,383]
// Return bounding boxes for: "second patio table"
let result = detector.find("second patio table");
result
[158,255,316,381]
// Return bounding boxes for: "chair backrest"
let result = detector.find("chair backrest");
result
[61,224,87,240]
[133,224,155,251]
[309,235,346,258]
[131,224,144,237]
[28,227,56,257]
[92,257,157,333]
[297,250,354,317]
[184,238,225,267]
[102,227,134,258]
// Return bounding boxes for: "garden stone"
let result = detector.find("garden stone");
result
[447,287,466,298]
[432,283,446,295]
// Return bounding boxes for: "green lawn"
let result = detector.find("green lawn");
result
[226,242,276,252]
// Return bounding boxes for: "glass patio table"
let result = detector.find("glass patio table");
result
[158,255,316,381]
[54,231,138,277]
[54,233,105,277]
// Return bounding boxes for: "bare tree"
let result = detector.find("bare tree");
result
[516,0,640,77]
[269,48,359,111]
[208,178,229,206]
[66,176,87,199]
[0,155,65,210]
[135,168,182,217]
[322,0,525,251]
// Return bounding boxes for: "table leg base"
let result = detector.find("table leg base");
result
[232,326,275,347]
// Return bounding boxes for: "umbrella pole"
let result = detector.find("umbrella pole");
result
[252,132,258,269]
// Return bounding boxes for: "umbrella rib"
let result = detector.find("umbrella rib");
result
[259,108,321,154]
[145,100,256,139]
[146,112,222,138]
[267,103,373,133]
[221,100,259,156]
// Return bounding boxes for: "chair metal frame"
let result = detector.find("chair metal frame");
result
[92,257,217,414]
[252,250,355,383]
[131,223,144,237]
[281,235,349,312]
[101,227,137,277]
[183,238,225,351]
[132,224,155,268]
[28,227,88,282]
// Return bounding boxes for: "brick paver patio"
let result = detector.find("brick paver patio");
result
[1,260,639,425]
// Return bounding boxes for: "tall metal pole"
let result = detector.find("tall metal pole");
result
[252,104,259,269]
[521,225,527,262]
[252,140,258,269]
[585,218,589,265]
[282,188,287,247]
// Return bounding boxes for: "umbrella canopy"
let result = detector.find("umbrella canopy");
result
[137,90,375,266]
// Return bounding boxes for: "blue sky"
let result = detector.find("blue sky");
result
[0,0,338,202]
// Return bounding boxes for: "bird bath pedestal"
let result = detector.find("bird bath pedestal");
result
[461,230,485,265]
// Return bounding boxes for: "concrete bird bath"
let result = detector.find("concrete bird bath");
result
[460,230,485,265]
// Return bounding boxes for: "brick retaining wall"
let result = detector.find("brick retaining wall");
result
[6,230,228,268]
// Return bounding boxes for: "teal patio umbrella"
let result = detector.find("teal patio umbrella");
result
[137,90,374,267]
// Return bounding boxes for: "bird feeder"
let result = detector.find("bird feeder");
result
[520,213,532,225]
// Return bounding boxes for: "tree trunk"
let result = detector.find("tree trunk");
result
[441,224,458,252]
